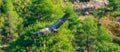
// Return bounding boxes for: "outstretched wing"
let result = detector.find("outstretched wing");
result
[33,13,70,36]
[49,13,70,29]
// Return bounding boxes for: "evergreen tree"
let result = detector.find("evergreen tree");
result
[74,17,120,52]
[0,0,120,52]
[3,0,23,43]
[108,0,120,17]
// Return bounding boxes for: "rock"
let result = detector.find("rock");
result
[71,0,109,15]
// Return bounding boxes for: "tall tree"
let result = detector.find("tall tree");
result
[3,0,23,43]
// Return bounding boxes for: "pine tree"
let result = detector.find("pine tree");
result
[74,17,120,52]
[3,0,23,43]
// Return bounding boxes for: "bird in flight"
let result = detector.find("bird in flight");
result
[33,13,70,36]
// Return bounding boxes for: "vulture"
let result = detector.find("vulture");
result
[33,13,70,36]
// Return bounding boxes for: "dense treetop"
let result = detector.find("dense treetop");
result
[0,0,120,52]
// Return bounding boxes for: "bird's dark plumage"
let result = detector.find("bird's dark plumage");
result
[33,13,70,36]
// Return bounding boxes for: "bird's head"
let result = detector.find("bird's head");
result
[53,29,58,33]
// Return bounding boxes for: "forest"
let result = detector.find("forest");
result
[0,0,120,52]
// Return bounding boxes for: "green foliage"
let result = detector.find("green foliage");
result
[0,0,120,52]
[5,0,75,52]
[0,17,4,32]
[108,0,120,17]
[6,20,75,52]
[83,17,112,41]
[4,0,14,11]
[0,0,23,44]
[13,0,64,26]
[94,41,120,52]
[0,0,2,6]
[74,17,116,51]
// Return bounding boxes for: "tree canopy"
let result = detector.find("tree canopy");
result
[0,0,120,52]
